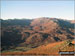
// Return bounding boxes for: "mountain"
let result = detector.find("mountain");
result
[25,17,74,45]
[1,17,74,53]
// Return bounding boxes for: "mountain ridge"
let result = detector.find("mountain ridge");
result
[1,17,74,52]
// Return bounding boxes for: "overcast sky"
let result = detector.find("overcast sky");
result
[1,1,74,20]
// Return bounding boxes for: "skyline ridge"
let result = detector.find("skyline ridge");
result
[1,17,74,20]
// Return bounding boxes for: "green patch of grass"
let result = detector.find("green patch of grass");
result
[1,49,18,53]
[52,40,71,49]
[15,47,32,51]
[1,47,33,53]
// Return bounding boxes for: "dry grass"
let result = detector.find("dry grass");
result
[1,40,74,55]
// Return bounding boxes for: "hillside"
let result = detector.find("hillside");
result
[1,17,75,54]
[22,40,74,55]
[1,40,74,55]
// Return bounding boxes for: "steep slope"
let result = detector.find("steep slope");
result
[1,41,64,55]
[24,17,74,46]
[24,40,74,55]
[2,40,74,55]
[30,17,58,32]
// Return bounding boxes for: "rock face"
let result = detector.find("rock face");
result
[1,17,74,51]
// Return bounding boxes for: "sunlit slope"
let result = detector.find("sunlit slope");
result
[24,41,64,55]
[24,40,74,55]
[2,40,74,55]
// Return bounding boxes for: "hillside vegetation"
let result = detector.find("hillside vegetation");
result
[1,17,75,55]
[1,40,74,55]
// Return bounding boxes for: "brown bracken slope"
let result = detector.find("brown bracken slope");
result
[1,40,74,55]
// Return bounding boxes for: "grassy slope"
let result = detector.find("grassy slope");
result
[1,40,74,55]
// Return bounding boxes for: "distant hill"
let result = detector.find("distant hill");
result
[1,19,32,27]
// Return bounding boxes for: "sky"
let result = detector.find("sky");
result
[1,1,74,20]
